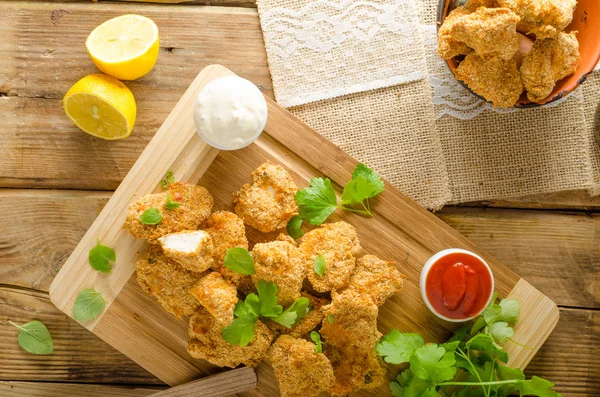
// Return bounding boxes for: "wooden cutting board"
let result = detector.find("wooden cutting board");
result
[49,65,559,396]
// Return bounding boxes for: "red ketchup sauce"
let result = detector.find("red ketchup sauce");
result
[425,253,492,319]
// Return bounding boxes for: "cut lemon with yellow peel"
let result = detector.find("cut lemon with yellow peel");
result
[63,74,136,140]
[86,14,159,81]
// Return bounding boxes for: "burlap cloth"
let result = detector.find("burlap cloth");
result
[257,0,600,209]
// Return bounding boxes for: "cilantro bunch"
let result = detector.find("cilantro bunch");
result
[222,280,309,346]
[294,163,384,226]
[376,297,561,397]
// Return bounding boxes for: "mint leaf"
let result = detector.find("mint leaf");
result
[165,193,180,210]
[352,163,384,198]
[518,376,562,397]
[161,170,175,189]
[465,333,508,363]
[8,320,53,355]
[313,254,326,277]
[310,331,323,353]
[224,248,255,275]
[486,321,514,344]
[498,299,520,324]
[295,177,338,225]
[286,215,304,239]
[257,280,283,318]
[272,297,309,328]
[222,316,257,347]
[88,240,115,274]
[410,344,456,384]
[73,288,105,321]
[139,207,162,225]
[376,330,425,365]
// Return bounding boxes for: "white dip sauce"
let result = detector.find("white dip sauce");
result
[193,76,268,150]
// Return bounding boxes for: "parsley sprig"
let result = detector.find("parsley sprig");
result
[222,280,309,346]
[295,163,384,226]
[376,296,561,397]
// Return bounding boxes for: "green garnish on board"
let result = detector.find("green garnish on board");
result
[376,297,561,397]
[139,207,162,225]
[72,288,106,322]
[295,163,384,225]
[160,170,175,189]
[9,320,53,355]
[88,240,116,274]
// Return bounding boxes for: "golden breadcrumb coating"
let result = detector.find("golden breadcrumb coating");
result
[188,307,273,368]
[251,240,306,307]
[438,0,499,59]
[157,230,213,273]
[190,272,238,326]
[346,255,406,306]
[520,32,580,102]
[124,182,213,242]
[233,162,299,233]
[449,7,520,60]
[276,233,297,246]
[320,290,386,395]
[265,292,329,338]
[497,0,576,39]
[136,244,201,318]
[455,54,523,108]
[269,335,335,397]
[204,211,254,293]
[300,221,361,293]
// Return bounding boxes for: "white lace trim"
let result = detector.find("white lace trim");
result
[257,0,426,107]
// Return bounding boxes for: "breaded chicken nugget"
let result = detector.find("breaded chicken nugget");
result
[497,0,576,39]
[455,54,523,108]
[136,244,201,318]
[320,290,386,395]
[188,307,273,368]
[190,272,238,326]
[438,0,499,59]
[265,292,329,338]
[125,183,213,242]
[300,221,361,293]
[269,335,335,397]
[251,240,305,307]
[346,255,406,306]
[233,162,299,233]
[449,7,520,60]
[157,230,213,273]
[520,32,580,102]
[204,211,254,293]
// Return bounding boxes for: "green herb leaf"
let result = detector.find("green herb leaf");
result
[222,316,257,347]
[483,303,502,325]
[410,344,456,384]
[498,299,520,324]
[295,177,338,225]
[272,297,310,328]
[257,280,283,318]
[161,170,175,189]
[391,369,435,397]
[341,177,377,206]
[352,163,384,198]
[165,193,181,210]
[73,288,105,321]
[327,315,334,324]
[224,248,255,275]
[286,215,304,239]
[471,316,487,335]
[497,366,525,396]
[518,376,562,397]
[313,255,326,277]
[8,320,53,355]
[234,294,261,319]
[465,333,508,363]
[310,331,323,353]
[139,207,162,225]
[88,240,115,274]
[486,321,514,344]
[376,330,425,365]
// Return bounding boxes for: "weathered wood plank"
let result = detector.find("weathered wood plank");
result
[0,287,162,384]
[0,381,162,397]
[464,190,600,211]
[1,189,595,308]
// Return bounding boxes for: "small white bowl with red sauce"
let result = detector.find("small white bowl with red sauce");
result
[420,248,494,323]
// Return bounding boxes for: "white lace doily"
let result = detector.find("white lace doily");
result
[257,0,426,107]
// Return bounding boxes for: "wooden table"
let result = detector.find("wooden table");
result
[0,1,598,396]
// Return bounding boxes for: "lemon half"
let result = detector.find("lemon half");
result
[63,74,136,140]
[86,14,159,81]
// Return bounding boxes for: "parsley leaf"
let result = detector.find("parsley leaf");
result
[313,255,326,277]
[465,333,508,363]
[8,320,53,355]
[498,299,520,324]
[310,331,323,353]
[139,207,162,225]
[410,344,457,384]
[286,215,304,239]
[88,240,115,274]
[224,248,255,275]
[73,288,105,321]
[257,280,283,318]
[295,177,338,225]
[341,177,376,206]
[161,170,175,189]
[165,193,180,210]
[352,163,385,197]
[272,297,309,328]
[519,376,562,397]
[487,321,514,344]
[376,330,424,365]
[327,315,334,324]
[222,316,257,347]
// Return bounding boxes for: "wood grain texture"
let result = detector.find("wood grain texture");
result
[149,368,256,397]
[0,381,162,397]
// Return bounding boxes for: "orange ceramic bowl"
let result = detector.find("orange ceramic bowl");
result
[437,0,600,107]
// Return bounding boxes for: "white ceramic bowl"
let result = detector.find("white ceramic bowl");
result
[420,248,494,322]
